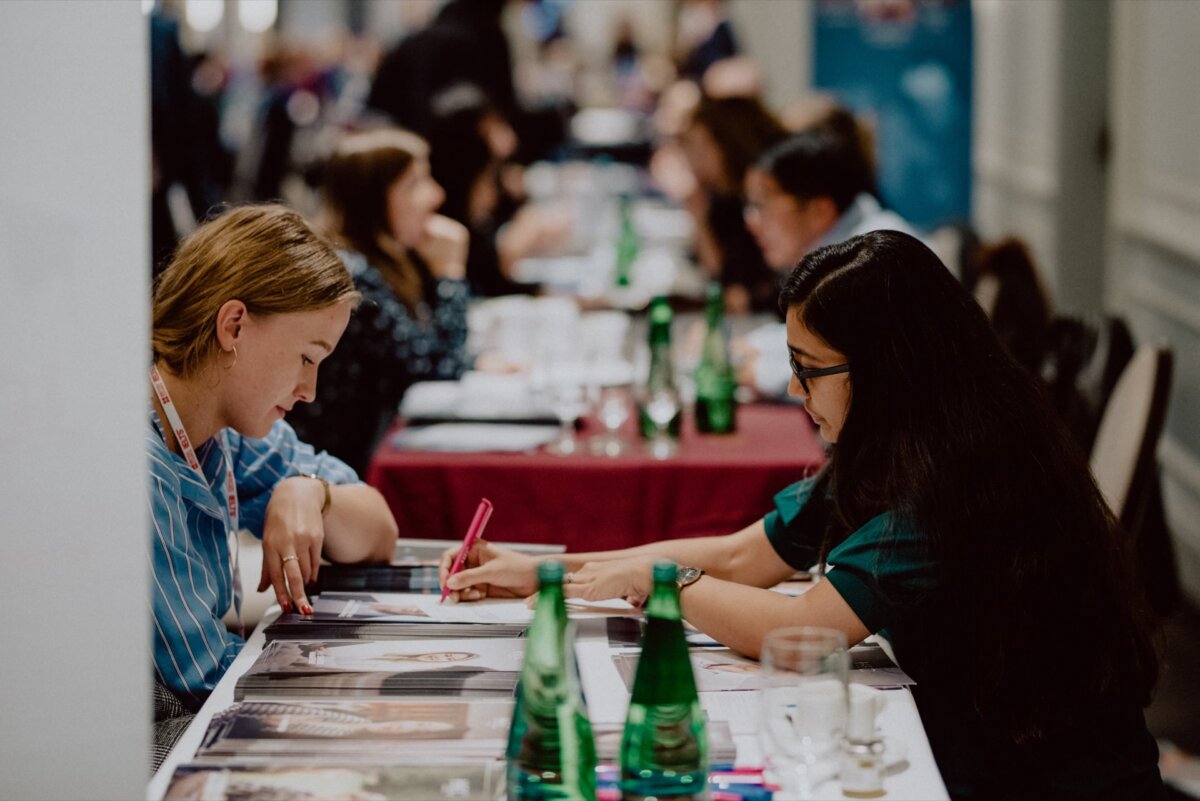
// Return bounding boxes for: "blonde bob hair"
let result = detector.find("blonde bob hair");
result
[152,204,359,378]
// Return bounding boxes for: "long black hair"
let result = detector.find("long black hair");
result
[779,230,1158,742]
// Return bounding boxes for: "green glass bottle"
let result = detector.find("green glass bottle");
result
[507,561,598,801]
[614,195,639,288]
[637,297,683,440]
[619,561,707,800]
[694,283,737,434]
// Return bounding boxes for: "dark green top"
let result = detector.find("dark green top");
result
[763,478,1163,801]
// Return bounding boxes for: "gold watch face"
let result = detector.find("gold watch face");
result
[676,566,703,588]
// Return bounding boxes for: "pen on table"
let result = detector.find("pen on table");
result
[439,497,494,603]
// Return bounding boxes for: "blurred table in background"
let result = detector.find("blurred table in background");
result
[367,404,825,551]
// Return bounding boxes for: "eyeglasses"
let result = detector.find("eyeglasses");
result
[789,354,850,393]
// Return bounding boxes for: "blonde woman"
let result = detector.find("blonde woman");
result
[148,205,397,723]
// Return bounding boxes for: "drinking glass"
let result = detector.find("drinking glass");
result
[589,384,631,456]
[545,376,586,456]
[759,627,849,799]
[644,387,681,459]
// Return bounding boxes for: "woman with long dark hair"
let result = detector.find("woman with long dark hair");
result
[664,93,787,313]
[441,230,1163,799]
[286,128,474,475]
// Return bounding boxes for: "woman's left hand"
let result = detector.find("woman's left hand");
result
[561,556,658,607]
[258,476,327,614]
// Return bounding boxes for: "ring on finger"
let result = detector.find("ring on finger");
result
[282,554,299,564]
[565,572,574,584]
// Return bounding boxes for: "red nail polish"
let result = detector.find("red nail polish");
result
[282,600,292,613]
[301,604,313,615]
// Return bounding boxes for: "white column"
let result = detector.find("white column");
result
[0,2,149,799]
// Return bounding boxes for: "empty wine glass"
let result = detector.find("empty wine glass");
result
[759,627,849,799]
[545,377,586,455]
[589,384,632,456]
[644,387,681,459]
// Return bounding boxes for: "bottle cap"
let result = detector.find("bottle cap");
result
[537,560,565,585]
[652,560,678,582]
[649,296,672,325]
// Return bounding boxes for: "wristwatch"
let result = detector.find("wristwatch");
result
[676,566,705,590]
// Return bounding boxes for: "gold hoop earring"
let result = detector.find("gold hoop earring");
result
[221,346,238,370]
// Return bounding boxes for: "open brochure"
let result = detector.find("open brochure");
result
[302,591,640,626]
[613,642,915,693]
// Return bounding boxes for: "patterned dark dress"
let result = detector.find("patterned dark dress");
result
[288,250,472,475]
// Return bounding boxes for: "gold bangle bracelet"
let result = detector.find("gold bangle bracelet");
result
[298,473,331,516]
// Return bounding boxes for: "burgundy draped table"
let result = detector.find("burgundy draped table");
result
[366,404,826,551]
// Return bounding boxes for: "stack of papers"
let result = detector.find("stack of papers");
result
[311,564,440,594]
[195,698,737,768]
[264,592,531,642]
[234,639,524,700]
[162,762,506,801]
[197,699,515,762]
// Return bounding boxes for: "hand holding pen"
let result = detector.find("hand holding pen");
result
[439,498,494,603]
[438,504,543,602]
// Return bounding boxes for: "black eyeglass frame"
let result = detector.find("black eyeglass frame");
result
[788,355,850,393]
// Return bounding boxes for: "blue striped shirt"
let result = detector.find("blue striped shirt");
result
[147,412,359,708]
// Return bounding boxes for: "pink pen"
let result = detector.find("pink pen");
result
[440,498,494,603]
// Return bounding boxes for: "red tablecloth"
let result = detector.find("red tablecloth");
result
[366,404,826,551]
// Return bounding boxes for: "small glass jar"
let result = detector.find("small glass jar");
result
[840,737,887,798]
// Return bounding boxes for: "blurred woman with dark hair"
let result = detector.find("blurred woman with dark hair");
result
[658,93,787,313]
[427,83,569,298]
[286,128,473,475]
[972,237,1053,374]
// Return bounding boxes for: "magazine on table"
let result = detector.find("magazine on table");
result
[263,620,528,642]
[197,699,514,760]
[195,698,736,766]
[312,564,440,594]
[235,639,524,700]
[613,643,915,692]
[291,591,640,626]
[162,762,506,801]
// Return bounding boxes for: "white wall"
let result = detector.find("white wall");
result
[0,2,148,798]
[972,0,1112,314]
[975,0,1200,606]
[729,0,813,113]
[1107,0,1200,607]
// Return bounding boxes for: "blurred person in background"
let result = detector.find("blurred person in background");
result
[286,129,475,476]
[700,55,764,101]
[653,93,787,314]
[971,237,1053,376]
[737,123,919,398]
[781,95,879,198]
[674,0,738,81]
[427,83,571,298]
[367,0,518,141]
[150,10,226,276]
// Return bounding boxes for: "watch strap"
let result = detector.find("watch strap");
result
[299,472,331,516]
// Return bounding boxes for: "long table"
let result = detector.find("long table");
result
[367,404,826,550]
[148,604,949,801]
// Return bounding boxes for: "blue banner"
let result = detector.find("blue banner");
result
[813,0,973,232]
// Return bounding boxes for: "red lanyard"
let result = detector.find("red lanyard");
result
[151,365,243,634]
